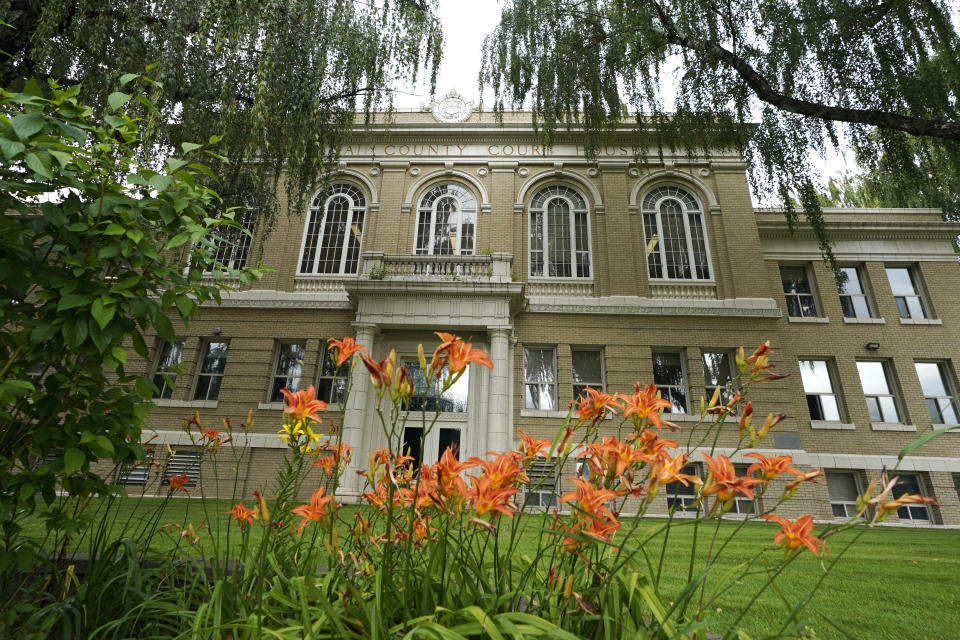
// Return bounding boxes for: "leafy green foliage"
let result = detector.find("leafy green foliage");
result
[0,78,260,574]
[482,1,960,248]
[1,0,443,228]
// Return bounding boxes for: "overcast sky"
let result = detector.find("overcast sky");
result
[396,1,852,183]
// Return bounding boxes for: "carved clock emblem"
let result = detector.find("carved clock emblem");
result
[430,90,474,123]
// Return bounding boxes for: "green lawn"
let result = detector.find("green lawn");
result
[22,497,960,639]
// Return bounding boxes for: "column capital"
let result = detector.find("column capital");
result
[488,327,513,340]
[351,321,379,336]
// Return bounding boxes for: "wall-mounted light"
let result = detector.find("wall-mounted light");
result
[865,342,880,350]
[212,327,222,336]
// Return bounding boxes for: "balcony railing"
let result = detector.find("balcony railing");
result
[360,252,513,283]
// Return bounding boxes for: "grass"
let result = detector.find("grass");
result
[22,496,960,639]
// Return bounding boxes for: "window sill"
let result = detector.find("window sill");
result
[520,409,570,419]
[842,317,885,324]
[153,399,218,409]
[810,420,856,430]
[787,316,829,323]
[664,413,703,423]
[899,317,942,325]
[870,422,918,432]
[257,401,344,412]
[933,425,960,433]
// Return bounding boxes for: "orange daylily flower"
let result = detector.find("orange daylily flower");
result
[761,514,826,556]
[429,332,458,374]
[431,445,474,499]
[701,453,766,503]
[201,428,221,440]
[744,453,801,481]
[291,487,335,536]
[784,468,825,493]
[746,341,772,365]
[737,401,754,433]
[617,383,674,430]
[313,455,337,474]
[446,338,493,374]
[280,385,327,423]
[393,364,415,402]
[470,451,528,490]
[167,473,191,493]
[632,429,679,462]
[874,492,938,514]
[327,336,366,366]
[413,516,435,545]
[227,502,255,526]
[583,512,622,542]
[559,477,618,522]
[578,436,643,479]
[647,452,701,491]
[360,350,395,393]
[467,475,517,518]
[517,430,551,459]
[572,388,622,424]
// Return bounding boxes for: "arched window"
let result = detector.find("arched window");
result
[641,185,712,280]
[415,183,476,255]
[529,185,591,278]
[299,183,366,274]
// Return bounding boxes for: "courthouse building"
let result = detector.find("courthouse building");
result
[123,93,960,526]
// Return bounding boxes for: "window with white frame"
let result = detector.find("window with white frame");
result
[524,347,557,410]
[193,341,229,401]
[404,360,469,413]
[316,345,349,404]
[826,472,860,518]
[894,474,931,521]
[780,265,819,318]
[667,463,701,511]
[641,185,711,280]
[856,361,902,423]
[523,457,560,509]
[210,207,255,270]
[152,340,184,399]
[835,266,874,319]
[299,183,366,275]
[269,342,306,402]
[702,351,735,402]
[529,185,591,278]
[415,183,476,255]
[117,448,155,486]
[885,266,928,319]
[914,362,960,425]
[163,450,201,488]
[652,350,687,413]
[730,464,759,515]
[571,348,604,399]
[799,360,842,422]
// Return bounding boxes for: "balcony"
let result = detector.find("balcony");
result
[359,251,513,283]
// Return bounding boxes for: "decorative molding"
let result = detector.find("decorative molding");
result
[649,281,717,300]
[402,168,491,212]
[524,295,781,318]
[515,168,604,211]
[328,168,380,205]
[409,167,421,176]
[628,170,719,209]
[525,280,595,298]
[477,167,488,177]
[428,90,475,123]
[202,287,351,310]
[518,168,529,177]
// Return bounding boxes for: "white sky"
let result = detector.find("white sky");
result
[395,1,853,185]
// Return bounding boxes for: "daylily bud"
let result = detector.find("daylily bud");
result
[418,343,427,373]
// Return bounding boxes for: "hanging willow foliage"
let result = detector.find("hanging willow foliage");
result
[1,0,443,231]
[481,0,960,257]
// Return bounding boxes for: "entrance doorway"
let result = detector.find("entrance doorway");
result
[401,425,462,467]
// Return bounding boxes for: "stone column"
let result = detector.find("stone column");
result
[487,328,512,453]
[337,321,377,499]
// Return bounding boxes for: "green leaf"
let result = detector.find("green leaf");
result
[41,202,67,226]
[165,233,191,249]
[154,313,175,342]
[166,158,188,173]
[55,120,86,144]
[62,318,88,347]
[57,293,90,311]
[11,113,45,140]
[131,331,149,358]
[111,345,127,364]
[898,425,960,460]
[126,227,144,244]
[0,380,35,399]
[25,152,52,179]
[63,449,84,475]
[119,73,140,87]
[208,134,223,144]
[108,91,132,111]
[0,137,25,160]
[181,142,202,153]
[48,150,73,168]
[104,223,125,235]
[149,174,174,192]
[91,297,116,329]
[174,294,194,319]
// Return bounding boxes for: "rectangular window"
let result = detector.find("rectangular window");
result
[316,346,349,404]
[405,361,469,413]
[193,341,229,401]
[571,349,604,399]
[836,266,873,319]
[894,474,930,521]
[799,360,842,422]
[780,265,819,318]
[826,472,860,518]
[523,458,560,509]
[524,347,557,410]
[667,463,701,511]
[729,464,759,515]
[702,351,735,402]
[210,208,255,270]
[152,341,184,399]
[915,362,959,425]
[885,266,927,319]
[270,342,306,402]
[856,361,901,423]
[163,450,200,488]
[117,448,154,486]
[653,351,687,413]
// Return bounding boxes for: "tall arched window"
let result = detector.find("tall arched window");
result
[641,185,712,280]
[529,185,591,278]
[299,183,366,274]
[415,183,476,255]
